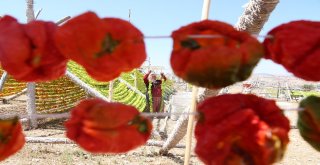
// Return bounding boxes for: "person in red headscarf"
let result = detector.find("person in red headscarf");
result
[143,71,167,113]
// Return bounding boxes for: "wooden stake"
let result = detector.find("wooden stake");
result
[183,0,211,164]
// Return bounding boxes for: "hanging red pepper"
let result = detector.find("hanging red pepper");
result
[298,95,320,152]
[195,94,290,165]
[65,99,152,153]
[55,12,146,81]
[263,20,320,81]
[0,118,25,161]
[0,16,67,82]
[170,20,263,89]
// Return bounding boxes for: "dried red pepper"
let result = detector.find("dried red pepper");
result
[0,118,25,161]
[298,95,320,152]
[170,20,263,89]
[55,12,146,81]
[65,99,152,153]
[263,20,320,81]
[0,16,67,82]
[195,94,290,165]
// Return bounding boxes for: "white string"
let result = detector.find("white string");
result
[141,107,305,118]
[283,107,305,112]
[53,17,273,39]
[143,34,273,39]
[141,112,199,118]
[0,107,305,120]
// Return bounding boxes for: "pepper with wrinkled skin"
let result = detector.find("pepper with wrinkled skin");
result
[65,99,152,153]
[0,16,67,82]
[170,20,263,89]
[263,20,320,81]
[0,118,25,161]
[298,95,320,152]
[195,94,290,165]
[55,12,146,81]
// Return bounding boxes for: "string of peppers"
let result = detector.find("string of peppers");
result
[0,11,319,165]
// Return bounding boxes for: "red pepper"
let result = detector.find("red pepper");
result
[0,118,25,161]
[0,16,67,82]
[195,94,290,165]
[298,95,320,152]
[55,12,146,81]
[170,20,263,89]
[65,99,152,153]
[263,20,320,81]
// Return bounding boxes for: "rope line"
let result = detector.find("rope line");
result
[143,34,273,39]
[0,107,305,120]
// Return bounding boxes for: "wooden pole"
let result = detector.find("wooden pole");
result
[35,8,42,19]
[65,71,110,101]
[26,83,37,128]
[183,87,199,164]
[118,78,145,98]
[26,0,38,129]
[286,82,292,101]
[127,9,138,88]
[56,16,71,25]
[183,0,211,164]
[201,0,211,20]
[108,80,114,101]
[0,72,8,91]
[25,137,186,148]
[3,88,27,104]
[26,0,35,22]
[134,69,138,88]
[235,0,279,35]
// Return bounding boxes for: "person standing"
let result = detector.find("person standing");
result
[143,70,167,113]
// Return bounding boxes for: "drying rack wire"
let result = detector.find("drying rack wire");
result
[143,34,273,39]
[0,107,305,121]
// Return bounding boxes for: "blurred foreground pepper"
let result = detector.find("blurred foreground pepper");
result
[0,118,25,161]
[195,94,290,165]
[0,16,67,82]
[170,20,263,89]
[263,20,320,81]
[298,95,320,152]
[55,12,146,81]
[65,99,152,153]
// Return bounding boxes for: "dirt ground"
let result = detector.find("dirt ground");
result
[0,98,319,165]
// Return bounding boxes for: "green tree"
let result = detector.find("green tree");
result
[303,84,316,91]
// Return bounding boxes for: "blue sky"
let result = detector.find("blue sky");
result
[0,0,319,75]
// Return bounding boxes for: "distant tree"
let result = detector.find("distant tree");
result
[302,84,316,91]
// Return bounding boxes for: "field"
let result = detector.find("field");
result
[1,98,320,165]
[291,90,320,97]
